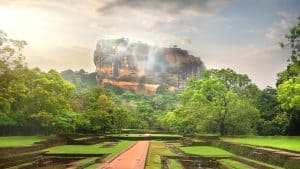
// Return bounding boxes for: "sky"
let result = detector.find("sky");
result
[0,0,299,88]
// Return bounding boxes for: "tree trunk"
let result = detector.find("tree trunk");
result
[220,121,225,136]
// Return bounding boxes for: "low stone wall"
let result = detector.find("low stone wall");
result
[0,151,45,168]
[211,141,300,169]
[106,136,182,141]
[0,144,45,157]
[0,136,66,156]
[181,137,210,146]
[197,135,220,140]
[67,136,102,145]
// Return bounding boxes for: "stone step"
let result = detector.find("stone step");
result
[233,156,284,169]
[0,151,45,163]
[1,155,41,168]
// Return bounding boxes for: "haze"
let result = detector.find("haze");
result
[0,0,299,88]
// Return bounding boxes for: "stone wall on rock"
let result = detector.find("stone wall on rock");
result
[93,38,205,92]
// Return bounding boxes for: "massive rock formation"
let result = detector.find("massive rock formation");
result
[94,38,205,93]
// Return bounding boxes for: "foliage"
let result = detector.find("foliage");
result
[202,68,261,105]
[108,86,179,130]
[162,69,260,136]
[277,17,300,135]
[60,69,97,90]
[256,87,288,135]
[0,30,78,134]
[0,30,27,128]
[156,83,169,94]
[0,30,133,135]
[71,86,132,134]
[278,77,300,111]
[0,68,76,134]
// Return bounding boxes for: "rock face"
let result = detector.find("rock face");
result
[94,38,205,93]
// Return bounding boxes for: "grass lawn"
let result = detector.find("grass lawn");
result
[222,136,300,152]
[146,141,178,169]
[168,159,182,169]
[46,141,133,155]
[0,136,50,147]
[219,159,252,169]
[180,146,233,157]
[171,142,184,147]
[84,163,99,169]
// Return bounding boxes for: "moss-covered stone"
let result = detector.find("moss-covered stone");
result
[284,157,300,169]
[211,141,300,169]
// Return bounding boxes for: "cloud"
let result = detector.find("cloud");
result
[97,0,231,16]
[179,37,192,45]
[265,11,298,41]
[24,45,94,72]
[199,43,287,88]
[265,27,277,40]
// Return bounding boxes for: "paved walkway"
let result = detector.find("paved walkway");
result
[100,141,149,169]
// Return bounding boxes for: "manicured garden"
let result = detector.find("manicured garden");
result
[146,141,179,169]
[222,136,300,152]
[180,146,233,157]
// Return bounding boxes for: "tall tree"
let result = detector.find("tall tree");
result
[177,75,259,135]
[277,17,300,135]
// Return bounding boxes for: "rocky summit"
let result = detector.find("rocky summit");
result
[94,38,205,93]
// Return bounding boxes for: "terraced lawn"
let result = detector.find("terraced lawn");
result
[0,136,50,147]
[46,141,133,156]
[146,141,179,169]
[168,159,182,169]
[180,146,233,157]
[222,136,300,152]
[219,159,252,169]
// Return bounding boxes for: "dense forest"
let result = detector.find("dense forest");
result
[0,18,299,136]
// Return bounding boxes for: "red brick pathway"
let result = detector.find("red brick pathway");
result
[100,141,149,169]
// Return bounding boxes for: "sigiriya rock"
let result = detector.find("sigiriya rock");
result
[94,38,205,93]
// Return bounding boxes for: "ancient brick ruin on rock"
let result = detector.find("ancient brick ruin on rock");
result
[93,38,205,93]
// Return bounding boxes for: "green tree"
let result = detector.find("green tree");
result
[178,77,259,135]
[202,68,261,105]
[0,30,27,131]
[60,69,97,90]
[21,69,76,133]
[277,17,300,135]
[156,83,169,94]
[278,77,300,111]
[255,87,288,135]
